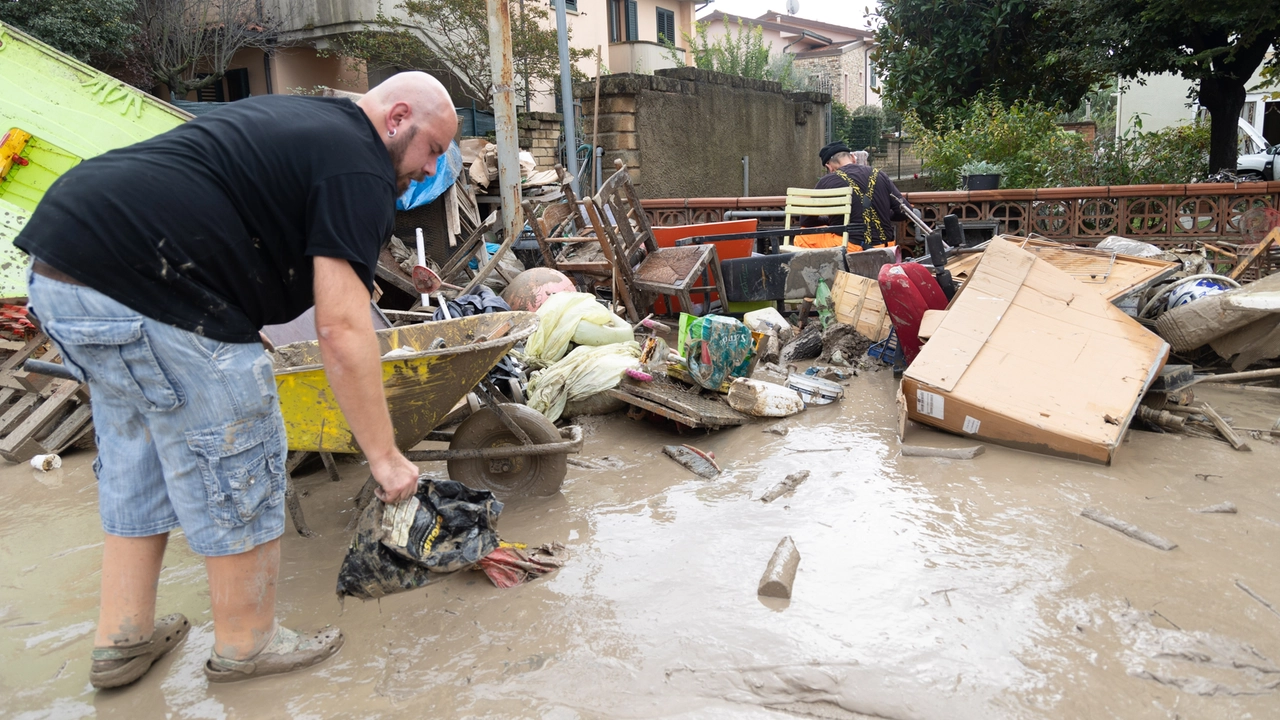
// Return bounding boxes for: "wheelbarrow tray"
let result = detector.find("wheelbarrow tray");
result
[272,311,537,453]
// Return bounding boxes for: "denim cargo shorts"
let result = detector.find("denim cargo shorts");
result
[27,268,287,557]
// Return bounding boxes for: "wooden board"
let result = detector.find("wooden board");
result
[945,236,1178,302]
[608,378,750,429]
[831,271,894,342]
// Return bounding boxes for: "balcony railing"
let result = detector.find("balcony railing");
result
[641,182,1280,247]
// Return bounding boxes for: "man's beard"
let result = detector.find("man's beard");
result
[386,124,420,192]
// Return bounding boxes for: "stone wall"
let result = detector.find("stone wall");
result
[576,67,830,199]
[794,46,869,110]
[517,111,562,171]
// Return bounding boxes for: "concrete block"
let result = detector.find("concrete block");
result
[758,536,800,599]
[651,75,682,93]
[603,149,640,171]
[596,131,638,150]
[596,114,636,133]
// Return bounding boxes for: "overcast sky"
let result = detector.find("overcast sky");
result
[697,0,878,33]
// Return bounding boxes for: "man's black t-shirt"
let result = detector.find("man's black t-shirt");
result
[15,95,396,343]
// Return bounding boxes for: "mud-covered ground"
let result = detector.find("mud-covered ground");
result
[2,372,1278,719]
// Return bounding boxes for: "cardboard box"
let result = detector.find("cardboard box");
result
[901,238,1169,465]
[831,270,894,342]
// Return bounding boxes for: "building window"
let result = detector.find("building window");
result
[561,0,577,11]
[868,58,878,89]
[609,0,638,42]
[657,7,676,45]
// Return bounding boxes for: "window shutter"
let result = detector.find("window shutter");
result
[608,0,617,42]
[626,0,638,41]
[657,8,675,44]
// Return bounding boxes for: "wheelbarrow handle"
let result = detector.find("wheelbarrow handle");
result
[22,358,78,381]
[404,425,583,462]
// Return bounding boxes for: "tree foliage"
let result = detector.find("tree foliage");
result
[0,0,136,63]
[130,0,285,99]
[332,0,589,106]
[1046,0,1280,172]
[873,0,1106,129]
[908,95,1210,189]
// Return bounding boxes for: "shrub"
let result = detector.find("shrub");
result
[909,95,1211,189]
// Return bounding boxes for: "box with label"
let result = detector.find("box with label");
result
[900,238,1169,465]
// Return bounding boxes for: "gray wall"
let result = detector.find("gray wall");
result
[579,68,830,200]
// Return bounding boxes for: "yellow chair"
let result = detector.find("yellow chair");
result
[782,186,854,249]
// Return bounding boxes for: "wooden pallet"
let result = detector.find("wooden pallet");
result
[0,333,93,463]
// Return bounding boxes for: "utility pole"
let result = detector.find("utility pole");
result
[554,0,581,196]
[486,0,524,255]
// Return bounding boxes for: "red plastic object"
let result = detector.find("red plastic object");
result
[651,220,757,314]
[877,263,948,365]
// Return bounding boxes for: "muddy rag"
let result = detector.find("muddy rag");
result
[336,478,504,600]
[526,341,641,422]
[479,543,570,588]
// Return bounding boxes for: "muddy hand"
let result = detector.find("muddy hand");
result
[371,452,420,503]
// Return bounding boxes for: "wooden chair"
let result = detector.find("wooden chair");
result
[782,186,854,249]
[526,166,619,281]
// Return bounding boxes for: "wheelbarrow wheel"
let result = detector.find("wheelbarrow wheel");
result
[447,403,566,499]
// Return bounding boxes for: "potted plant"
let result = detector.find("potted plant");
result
[960,160,1004,190]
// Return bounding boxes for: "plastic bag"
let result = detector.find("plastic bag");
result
[681,314,755,391]
[526,341,641,422]
[523,292,623,368]
[396,142,463,211]
[1097,236,1163,258]
[336,478,504,600]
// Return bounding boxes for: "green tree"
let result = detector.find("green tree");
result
[332,0,589,106]
[0,0,136,64]
[873,0,1106,129]
[1048,0,1280,172]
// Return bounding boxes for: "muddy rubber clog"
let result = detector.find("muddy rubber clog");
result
[90,613,191,689]
[204,624,343,683]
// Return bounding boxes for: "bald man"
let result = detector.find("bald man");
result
[17,72,457,687]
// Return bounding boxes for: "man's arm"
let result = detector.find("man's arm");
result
[879,171,911,221]
[313,256,420,503]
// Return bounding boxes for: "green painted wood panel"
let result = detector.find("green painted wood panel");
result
[0,22,191,297]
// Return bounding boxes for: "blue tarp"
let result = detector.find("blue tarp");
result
[396,142,463,211]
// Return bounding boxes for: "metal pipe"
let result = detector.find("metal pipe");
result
[595,146,604,191]
[555,0,581,196]
[725,210,785,219]
[486,0,524,266]
[742,155,749,196]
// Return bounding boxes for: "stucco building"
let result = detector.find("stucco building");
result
[697,11,879,110]
[179,0,698,112]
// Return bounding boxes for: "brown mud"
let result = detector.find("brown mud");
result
[1,374,1278,718]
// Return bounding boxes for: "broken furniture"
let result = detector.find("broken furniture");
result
[607,376,750,431]
[271,312,582,536]
[900,237,1170,465]
[631,244,729,320]
[782,186,853,249]
[0,334,93,462]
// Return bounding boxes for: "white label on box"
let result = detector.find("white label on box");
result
[915,390,945,420]
[963,416,981,434]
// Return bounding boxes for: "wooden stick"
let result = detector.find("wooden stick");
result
[1080,507,1178,551]
[1229,226,1279,280]
[1189,367,1280,386]
[901,445,985,459]
[1235,579,1280,619]
[1197,401,1251,451]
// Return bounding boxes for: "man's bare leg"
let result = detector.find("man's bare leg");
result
[205,538,279,660]
[95,533,168,647]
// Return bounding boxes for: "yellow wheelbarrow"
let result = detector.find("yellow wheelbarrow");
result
[272,311,582,536]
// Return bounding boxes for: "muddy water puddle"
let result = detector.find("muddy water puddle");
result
[1,373,1278,719]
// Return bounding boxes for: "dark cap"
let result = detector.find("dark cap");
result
[819,141,851,165]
